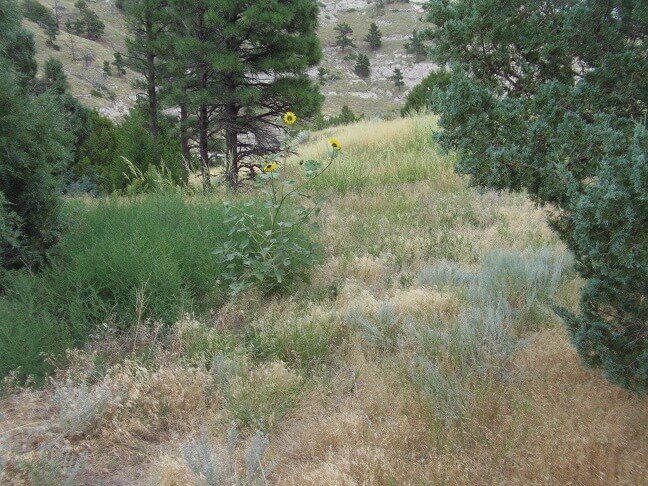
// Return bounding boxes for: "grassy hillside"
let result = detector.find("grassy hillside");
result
[1,115,646,484]
[23,0,436,119]
[25,0,137,117]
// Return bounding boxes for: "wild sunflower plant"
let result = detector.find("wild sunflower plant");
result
[214,113,342,295]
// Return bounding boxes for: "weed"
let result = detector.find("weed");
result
[15,448,86,486]
[417,260,475,289]
[52,379,111,437]
[182,424,275,485]
[227,362,301,430]
[346,302,401,353]
[212,353,248,389]
[408,356,471,425]
[245,317,338,374]
[0,194,235,379]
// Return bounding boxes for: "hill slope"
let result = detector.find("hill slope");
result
[1,115,647,484]
[24,0,437,119]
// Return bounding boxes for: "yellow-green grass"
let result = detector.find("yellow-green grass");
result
[1,114,646,485]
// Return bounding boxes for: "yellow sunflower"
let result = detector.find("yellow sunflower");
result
[263,162,277,173]
[329,138,342,151]
[283,111,297,125]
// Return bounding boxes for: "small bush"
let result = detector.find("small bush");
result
[472,247,573,314]
[214,147,339,295]
[401,69,451,116]
[226,362,301,430]
[182,424,275,485]
[418,260,475,289]
[0,195,234,380]
[21,0,56,30]
[346,302,401,353]
[245,318,337,374]
[53,379,111,436]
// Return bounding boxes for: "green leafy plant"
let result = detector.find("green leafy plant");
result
[214,115,341,295]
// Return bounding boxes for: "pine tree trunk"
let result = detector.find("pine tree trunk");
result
[180,102,190,181]
[146,51,158,138]
[198,103,210,189]
[225,125,238,189]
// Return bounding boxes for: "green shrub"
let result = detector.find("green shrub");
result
[72,110,117,193]
[214,199,323,295]
[556,125,648,393]
[214,148,339,295]
[21,0,56,31]
[245,318,337,374]
[425,0,648,392]
[104,108,185,193]
[0,195,239,379]
[0,59,71,271]
[401,69,450,116]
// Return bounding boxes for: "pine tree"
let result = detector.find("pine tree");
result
[72,0,104,40]
[164,0,323,188]
[404,30,426,62]
[44,20,59,47]
[426,0,648,393]
[354,53,370,78]
[82,8,104,39]
[317,66,328,85]
[112,51,126,76]
[103,60,112,76]
[122,0,171,138]
[1,0,37,87]
[34,57,91,175]
[0,0,72,270]
[334,22,355,50]
[21,0,59,46]
[391,67,404,91]
[41,57,68,94]
[364,22,382,50]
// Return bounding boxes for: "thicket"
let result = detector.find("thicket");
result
[0,196,232,378]
[311,105,362,130]
[401,69,450,115]
[64,0,104,40]
[69,108,185,194]
[0,0,72,272]
[354,53,370,78]
[425,0,648,393]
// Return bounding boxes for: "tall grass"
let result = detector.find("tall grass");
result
[0,194,250,379]
[290,115,458,193]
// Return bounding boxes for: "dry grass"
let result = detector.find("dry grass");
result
[2,115,647,485]
[265,327,648,485]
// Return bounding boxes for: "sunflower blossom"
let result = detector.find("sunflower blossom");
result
[329,138,342,151]
[283,112,297,125]
[263,162,277,173]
